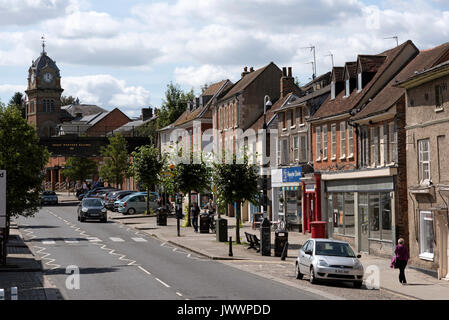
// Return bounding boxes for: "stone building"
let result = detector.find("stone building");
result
[396,43,449,278]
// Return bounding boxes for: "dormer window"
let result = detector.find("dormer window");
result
[345,79,350,97]
[357,73,362,92]
[331,81,336,100]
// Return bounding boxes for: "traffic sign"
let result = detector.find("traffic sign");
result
[0,171,6,228]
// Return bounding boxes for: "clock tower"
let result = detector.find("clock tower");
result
[25,40,64,137]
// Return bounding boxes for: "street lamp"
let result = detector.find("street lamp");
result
[262,95,272,219]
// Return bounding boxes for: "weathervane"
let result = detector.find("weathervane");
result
[41,35,46,54]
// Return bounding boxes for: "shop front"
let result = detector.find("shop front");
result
[271,166,303,232]
[323,172,396,256]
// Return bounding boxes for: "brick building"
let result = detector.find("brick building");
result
[396,43,449,278]
[308,40,419,255]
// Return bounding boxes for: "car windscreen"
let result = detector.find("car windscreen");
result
[83,199,103,207]
[315,241,356,258]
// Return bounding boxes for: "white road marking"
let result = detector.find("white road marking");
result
[65,239,79,244]
[87,237,102,242]
[132,237,147,242]
[110,237,125,242]
[155,278,170,288]
[176,292,183,297]
[138,266,152,275]
[42,240,56,245]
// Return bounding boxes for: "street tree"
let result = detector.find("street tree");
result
[0,103,50,247]
[99,133,129,188]
[212,153,259,244]
[61,95,79,105]
[157,82,195,129]
[129,145,166,214]
[173,149,211,227]
[62,157,98,182]
[8,92,25,118]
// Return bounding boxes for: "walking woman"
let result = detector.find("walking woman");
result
[394,238,410,284]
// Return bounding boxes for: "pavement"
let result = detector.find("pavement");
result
[57,192,449,300]
[0,223,62,300]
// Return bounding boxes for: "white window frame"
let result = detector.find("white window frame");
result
[419,211,434,261]
[348,126,354,158]
[340,121,346,159]
[322,125,328,160]
[331,124,337,160]
[316,126,321,161]
[418,139,431,183]
[357,73,362,92]
[331,81,336,100]
[293,135,299,162]
[345,79,350,97]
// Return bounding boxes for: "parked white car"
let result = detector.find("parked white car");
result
[295,239,364,288]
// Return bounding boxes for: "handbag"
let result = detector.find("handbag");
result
[390,256,396,268]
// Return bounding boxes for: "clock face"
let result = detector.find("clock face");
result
[43,72,53,83]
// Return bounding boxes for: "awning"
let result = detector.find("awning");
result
[281,186,299,191]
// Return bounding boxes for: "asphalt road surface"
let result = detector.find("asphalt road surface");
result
[18,203,325,300]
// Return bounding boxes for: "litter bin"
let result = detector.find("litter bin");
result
[157,208,168,226]
[200,213,210,233]
[274,229,288,257]
[310,221,327,239]
[216,218,228,242]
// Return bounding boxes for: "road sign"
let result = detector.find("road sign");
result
[0,171,5,228]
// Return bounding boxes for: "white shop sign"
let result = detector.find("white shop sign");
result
[0,171,5,228]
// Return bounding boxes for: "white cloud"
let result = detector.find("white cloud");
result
[0,84,26,103]
[62,74,151,117]
[174,65,238,89]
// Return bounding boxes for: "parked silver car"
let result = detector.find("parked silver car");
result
[295,239,364,288]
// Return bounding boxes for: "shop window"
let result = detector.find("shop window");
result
[331,193,344,234]
[419,211,434,260]
[344,193,355,236]
[381,193,392,241]
[286,190,300,224]
[369,193,380,240]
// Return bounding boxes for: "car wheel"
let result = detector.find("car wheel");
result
[101,217,107,223]
[354,281,363,289]
[295,262,303,280]
[127,208,136,215]
[77,215,80,221]
[310,267,317,284]
[80,217,86,223]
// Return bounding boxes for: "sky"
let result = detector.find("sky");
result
[0,0,448,118]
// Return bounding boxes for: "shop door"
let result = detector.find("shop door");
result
[359,193,369,253]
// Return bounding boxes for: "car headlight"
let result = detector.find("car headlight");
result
[318,259,329,267]
[354,260,363,270]
[82,208,88,213]
[101,208,107,213]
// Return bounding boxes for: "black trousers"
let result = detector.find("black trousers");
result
[397,260,407,283]
[192,216,198,231]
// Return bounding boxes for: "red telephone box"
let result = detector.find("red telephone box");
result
[302,173,322,234]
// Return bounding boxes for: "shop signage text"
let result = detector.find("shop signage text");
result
[282,167,302,183]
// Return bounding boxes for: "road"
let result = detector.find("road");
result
[17,203,325,300]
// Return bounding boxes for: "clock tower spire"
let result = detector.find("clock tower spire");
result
[25,39,64,137]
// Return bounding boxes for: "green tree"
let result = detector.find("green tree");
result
[157,82,195,128]
[173,150,211,227]
[0,103,50,259]
[136,120,157,145]
[61,95,79,106]
[8,92,25,118]
[212,153,259,244]
[129,145,166,214]
[99,133,129,188]
[62,157,98,182]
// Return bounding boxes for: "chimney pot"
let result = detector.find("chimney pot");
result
[250,67,254,72]
[282,67,287,77]
[288,67,292,78]
[244,66,248,72]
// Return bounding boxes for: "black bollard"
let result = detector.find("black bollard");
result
[281,242,289,261]
[229,236,233,257]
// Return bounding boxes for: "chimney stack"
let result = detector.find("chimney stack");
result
[141,107,153,121]
[241,66,250,78]
[280,66,295,98]
[250,67,254,72]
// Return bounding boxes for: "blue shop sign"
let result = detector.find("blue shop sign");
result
[282,166,302,183]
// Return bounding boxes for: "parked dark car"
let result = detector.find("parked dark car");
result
[78,187,117,201]
[40,191,58,205]
[77,198,107,223]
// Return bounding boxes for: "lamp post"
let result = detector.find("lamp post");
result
[262,95,272,219]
